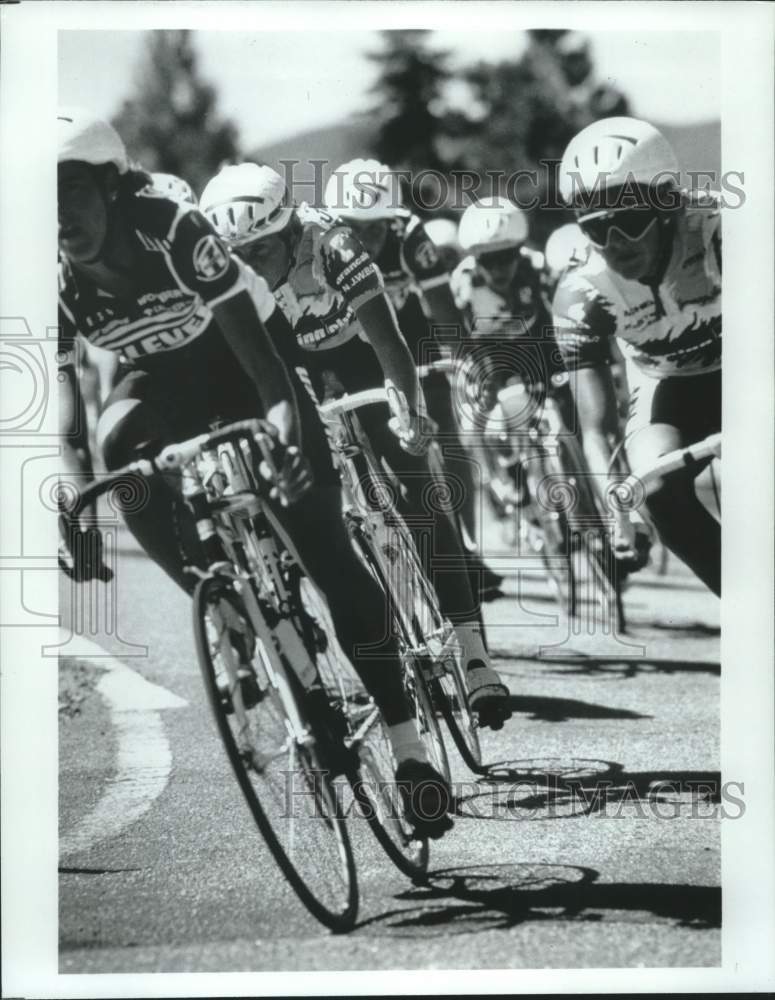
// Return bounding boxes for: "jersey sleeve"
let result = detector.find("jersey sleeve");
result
[401,216,449,291]
[166,208,248,309]
[552,270,616,371]
[319,224,384,311]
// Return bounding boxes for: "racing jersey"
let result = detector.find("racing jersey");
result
[271,203,384,356]
[451,246,566,382]
[552,191,722,380]
[58,180,276,373]
[373,210,450,313]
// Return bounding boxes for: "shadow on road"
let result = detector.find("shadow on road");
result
[492,653,720,680]
[356,862,720,937]
[506,693,650,723]
[453,760,724,822]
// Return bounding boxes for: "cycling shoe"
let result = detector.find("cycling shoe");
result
[395,758,454,840]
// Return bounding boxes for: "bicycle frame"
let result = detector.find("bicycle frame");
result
[318,392,459,677]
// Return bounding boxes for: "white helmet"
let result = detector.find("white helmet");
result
[544,223,589,274]
[559,117,679,208]
[324,158,401,220]
[151,172,197,206]
[199,163,293,246]
[424,218,460,249]
[458,197,528,255]
[57,106,128,173]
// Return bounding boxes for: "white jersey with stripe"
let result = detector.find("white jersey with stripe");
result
[553,191,722,380]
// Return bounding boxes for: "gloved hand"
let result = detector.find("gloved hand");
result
[388,411,438,456]
[58,516,113,582]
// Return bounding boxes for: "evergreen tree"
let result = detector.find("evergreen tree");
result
[111,31,239,196]
[367,30,452,181]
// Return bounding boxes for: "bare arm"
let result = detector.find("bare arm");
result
[59,360,98,530]
[571,364,621,511]
[355,293,422,414]
[212,292,302,450]
[422,281,470,342]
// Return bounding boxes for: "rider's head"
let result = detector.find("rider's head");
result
[559,116,681,281]
[324,158,401,259]
[57,107,129,264]
[200,162,299,289]
[458,197,529,292]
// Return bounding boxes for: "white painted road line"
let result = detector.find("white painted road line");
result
[59,631,187,860]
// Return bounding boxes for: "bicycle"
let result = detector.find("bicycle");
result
[317,387,485,779]
[59,418,434,932]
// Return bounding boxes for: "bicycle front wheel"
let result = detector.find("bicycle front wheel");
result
[193,574,358,932]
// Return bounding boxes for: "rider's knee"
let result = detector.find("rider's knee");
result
[96,398,151,470]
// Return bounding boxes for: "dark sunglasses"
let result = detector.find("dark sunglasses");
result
[478,246,519,269]
[578,207,660,249]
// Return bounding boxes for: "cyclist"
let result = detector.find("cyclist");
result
[200,162,512,729]
[323,159,502,601]
[451,197,575,522]
[57,108,454,836]
[553,116,721,595]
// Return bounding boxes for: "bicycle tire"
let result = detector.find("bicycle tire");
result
[348,518,451,785]
[521,446,577,618]
[430,667,483,773]
[554,435,626,634]
[291,573,430,881]
[193,574,359,932]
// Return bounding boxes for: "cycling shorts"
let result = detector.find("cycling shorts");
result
[625,367,721,447]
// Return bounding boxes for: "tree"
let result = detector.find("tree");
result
[457,33,631,245]
[367,30,452,188]
[112,31,239,196]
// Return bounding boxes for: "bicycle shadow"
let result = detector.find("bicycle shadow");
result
[454,760,723,822]
[491,652,720,680]
[355,862,720,937]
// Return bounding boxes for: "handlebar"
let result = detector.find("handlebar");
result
[617,433,721,502]
[317,387,392,419]
[61,418,276,521]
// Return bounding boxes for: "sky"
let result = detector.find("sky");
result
[58,29,721,149]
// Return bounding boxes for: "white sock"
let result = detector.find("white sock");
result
[388,720,429,765]
[454,622,490,672]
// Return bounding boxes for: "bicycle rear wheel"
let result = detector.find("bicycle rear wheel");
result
[193,574,358,932]
[292,572,430,881]
[347,516,450,785]
[430,654,483,773]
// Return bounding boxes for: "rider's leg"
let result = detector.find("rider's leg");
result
[422,370,479,544]
[626,371,721,596]
[97,373,204,594]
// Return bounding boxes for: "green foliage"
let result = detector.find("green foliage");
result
[111,31,239,197]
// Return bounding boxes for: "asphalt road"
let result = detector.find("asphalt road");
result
[59,518,721,973]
